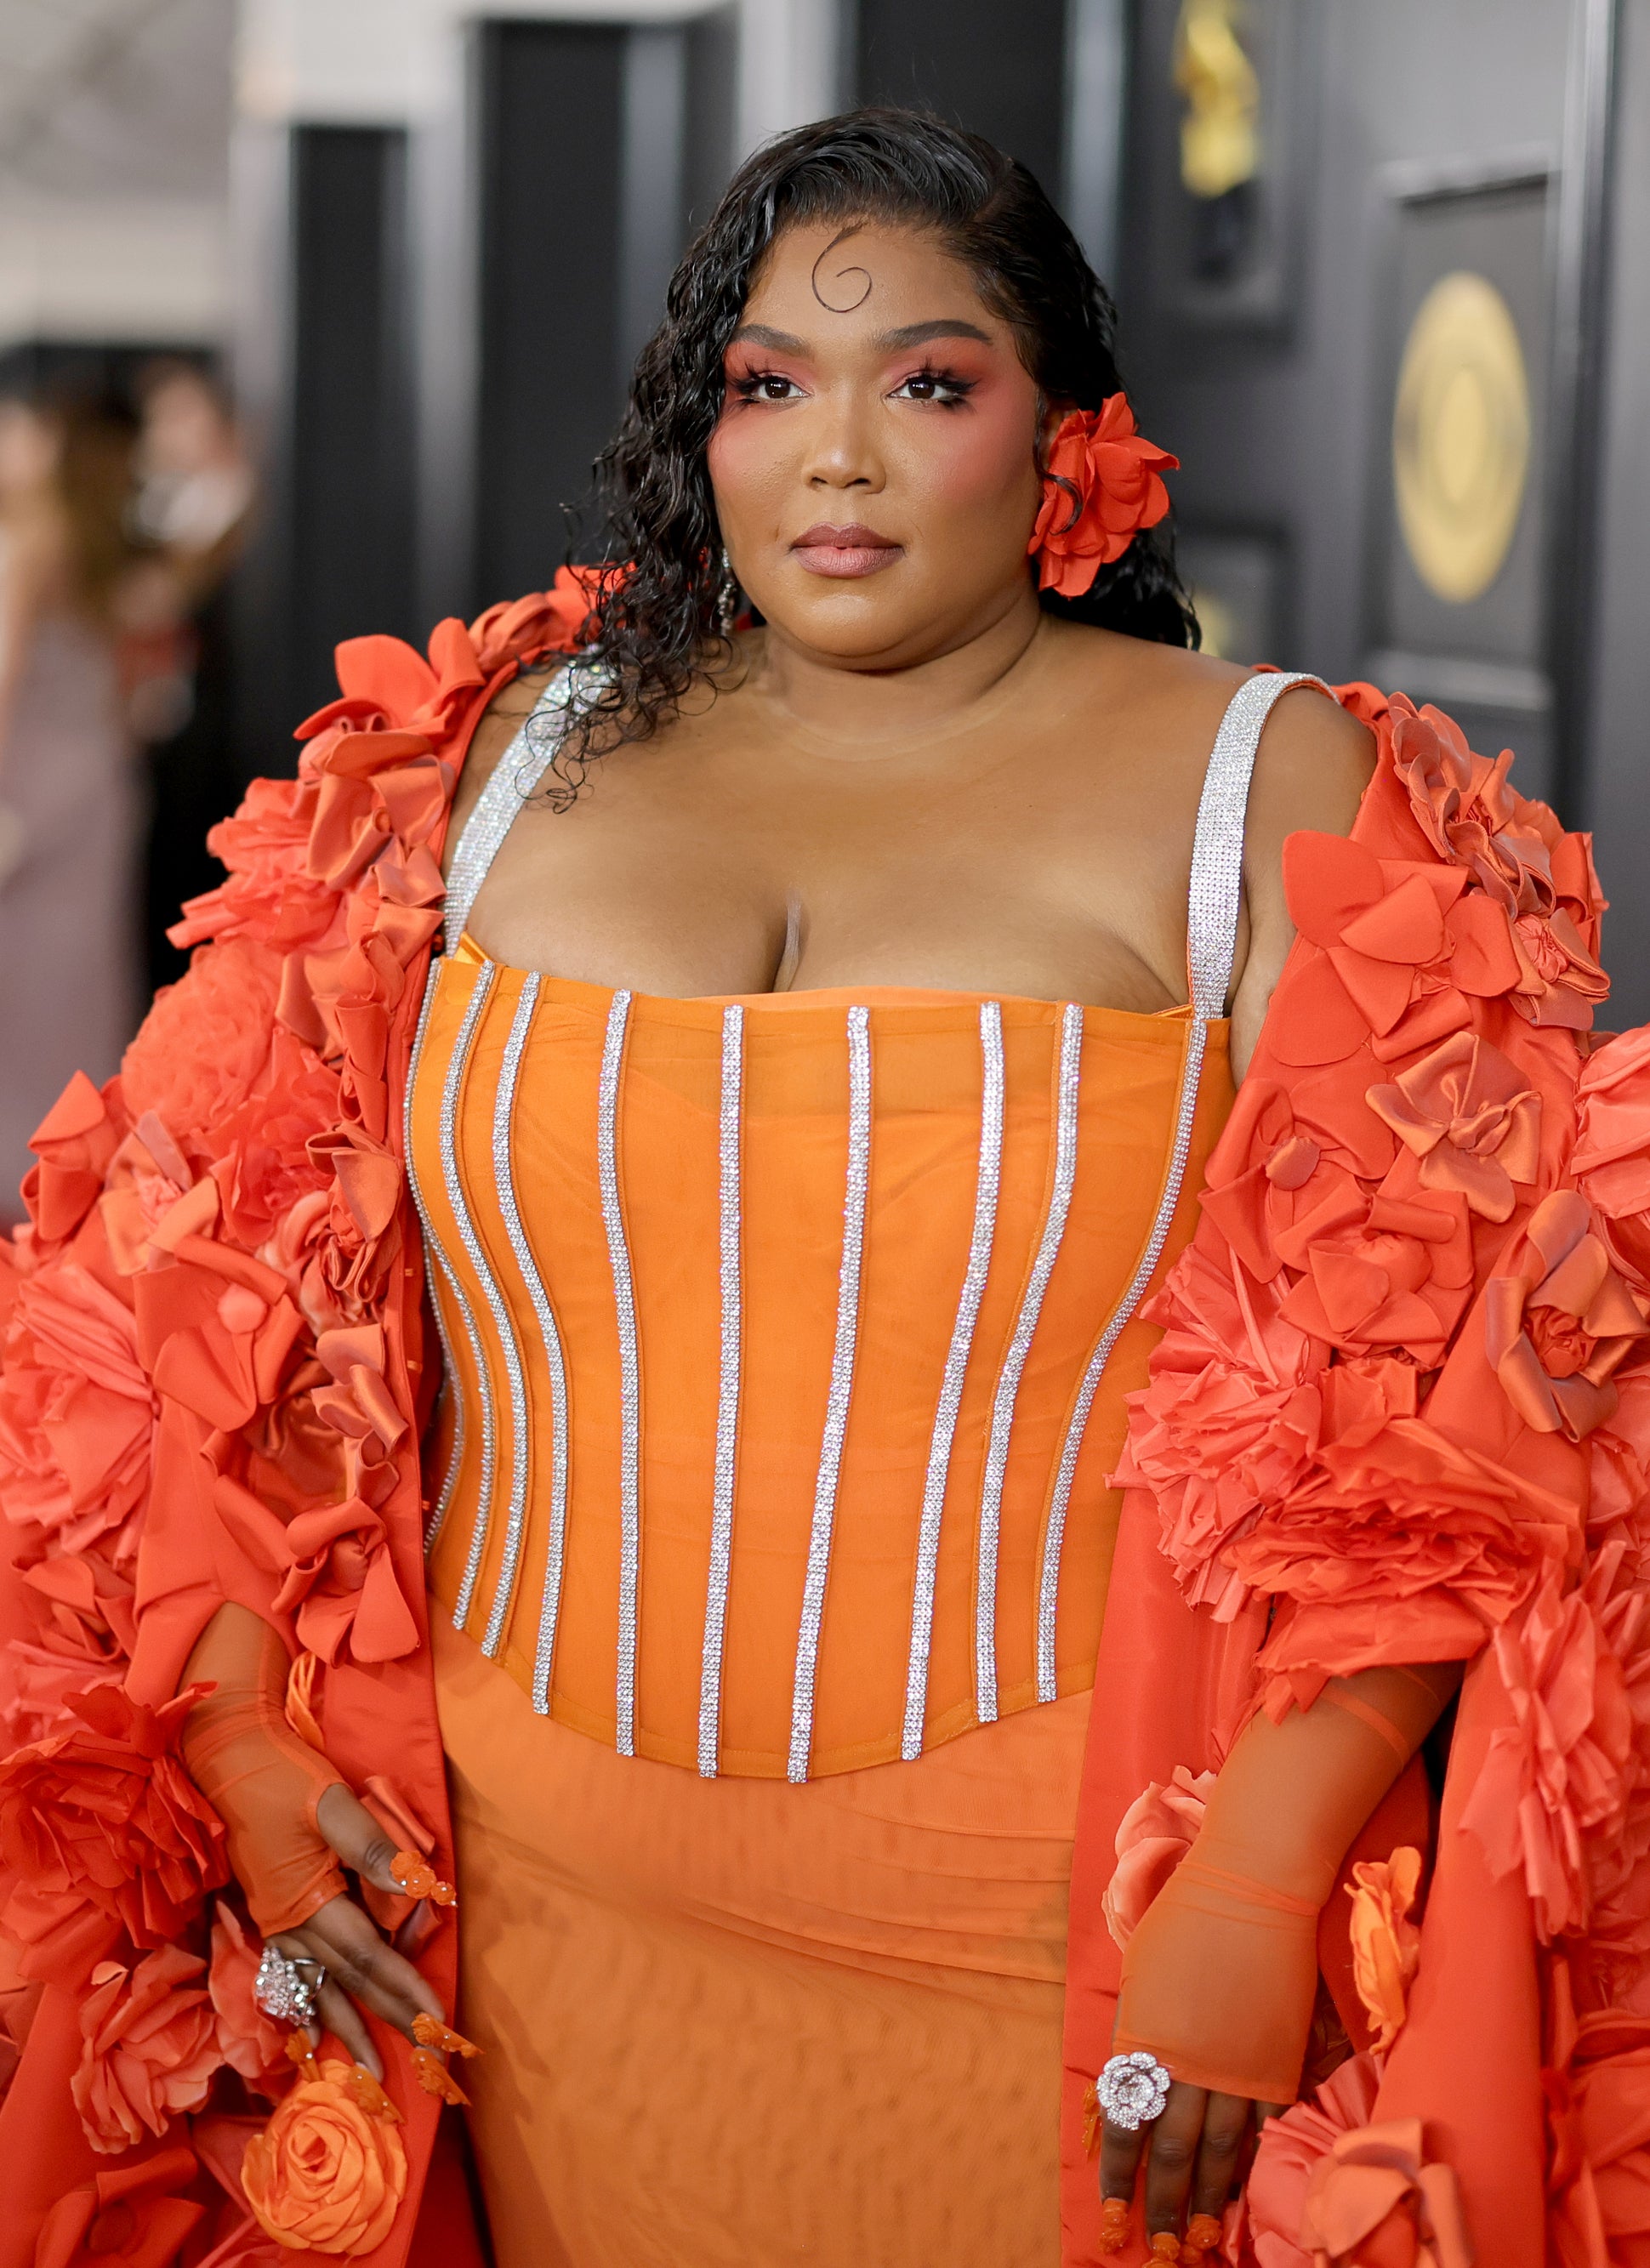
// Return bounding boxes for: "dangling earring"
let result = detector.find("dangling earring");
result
[717,547,739,637]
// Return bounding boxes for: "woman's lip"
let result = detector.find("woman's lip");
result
[790,528,904,579]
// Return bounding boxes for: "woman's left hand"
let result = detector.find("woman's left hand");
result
[267,1782,448,2081]
[1100,2078,1283,2248]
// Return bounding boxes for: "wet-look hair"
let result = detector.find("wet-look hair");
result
[547,105,1199,800]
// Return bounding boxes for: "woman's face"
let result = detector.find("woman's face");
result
[0,401,57,504]
[707,219,1053,668]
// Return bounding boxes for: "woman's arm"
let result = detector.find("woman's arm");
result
[182,1604,446,2080]
[1228,684,1375,1081]
[1101,1662,1459,2244]
[1100,685,1426,2250]
[0,514,60,778]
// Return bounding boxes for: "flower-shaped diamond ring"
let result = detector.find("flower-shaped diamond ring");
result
[1095,2050,1173,2132]
[254,1945,327,2027]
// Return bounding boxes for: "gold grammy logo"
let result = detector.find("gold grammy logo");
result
[1174,0,1260,201]
[1392,270,1531,604]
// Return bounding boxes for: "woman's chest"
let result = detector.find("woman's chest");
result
[459,735,1203,1012]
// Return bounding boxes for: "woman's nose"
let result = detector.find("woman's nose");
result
[801,392,884,492]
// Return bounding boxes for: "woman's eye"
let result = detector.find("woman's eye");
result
[733,372,802,402]
[891,372,972,406]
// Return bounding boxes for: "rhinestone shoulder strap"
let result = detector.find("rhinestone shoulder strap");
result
[1185,671,1331,1020]
[443,665,579,950]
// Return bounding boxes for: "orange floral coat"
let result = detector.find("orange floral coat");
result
[0,597,1645,2268]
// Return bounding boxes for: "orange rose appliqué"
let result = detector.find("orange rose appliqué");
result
[242,2055,407,2255]
[70,1944,223,2153]
[1346,1845,1423,2053]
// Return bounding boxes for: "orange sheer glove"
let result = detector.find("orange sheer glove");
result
[1112,1663,1456,2103]
[180,1603,348,1937]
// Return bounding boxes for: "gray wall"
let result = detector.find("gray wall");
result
[1583,0,1650,1022]
[1122,0,1573,685]
[1119,0,1650,1014]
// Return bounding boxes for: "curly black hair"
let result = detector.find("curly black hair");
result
[541,105,1198,803]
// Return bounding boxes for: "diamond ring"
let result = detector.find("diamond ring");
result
[1095,2050,1173,2131]
[253,1945,327,2027]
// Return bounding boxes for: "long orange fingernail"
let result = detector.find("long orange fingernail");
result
[412,2045,469,2105]
[390,1850,458,1907]
[412,2011,481,2059]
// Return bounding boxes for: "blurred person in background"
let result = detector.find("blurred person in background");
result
[0,391,140,1222]
[0,108,1645,2268]
[128,359,253,993]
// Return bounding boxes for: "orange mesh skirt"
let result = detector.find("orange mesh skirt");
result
[434,1614,1090,2267]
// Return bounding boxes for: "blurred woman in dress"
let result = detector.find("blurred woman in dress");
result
[0,394,141,1219]
[129,360,254,993]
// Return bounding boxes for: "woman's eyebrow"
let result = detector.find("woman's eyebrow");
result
[729,322,811,353]
[728,317,996,355]
[873,319,993,350]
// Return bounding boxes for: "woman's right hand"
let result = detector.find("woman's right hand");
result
[181,1604,447,2080]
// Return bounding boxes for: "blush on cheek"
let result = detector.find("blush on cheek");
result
[912,387,1038,509]
[708,410,777,504]
[707,410,797,548]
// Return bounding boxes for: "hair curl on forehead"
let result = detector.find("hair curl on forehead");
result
[537,106,1198,806]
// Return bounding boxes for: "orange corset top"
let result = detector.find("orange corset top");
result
[407,670,1311,1778]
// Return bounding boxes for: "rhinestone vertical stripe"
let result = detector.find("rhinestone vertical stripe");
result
[438,962,533,1641]
[901,1000,1005,1761]
[485,978,573,1698]
[973,1001,1084,1721]
[421,1255,475,1555]
[597,990,642,1755]
[787,1004,873,1783]
[404,963,474,1555]
[697,1004,746,1778]
[1036,1017,1209,1697]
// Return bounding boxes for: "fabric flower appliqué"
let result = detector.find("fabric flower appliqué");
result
[1367,1032,1541,1224]
[0,1262,155,1562]
[1102,1764,1217,1949]
[1575,1024,1650,1290]
[0,1684,228,1986]
[1346,1845,1423,2054]
[242,2054,407,2256]
[1280,831,1522,1066]
[209,1901,291,2095]
[71,1943,222,2153]
[1299,2117,1472,2267]
[1484,1189,1650,1441]
[1460,1568,1633,1941]
[1028,398,1177,599]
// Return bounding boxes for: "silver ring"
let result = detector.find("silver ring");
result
[1096,2050,1173,2132]
[254,1945,327,2027]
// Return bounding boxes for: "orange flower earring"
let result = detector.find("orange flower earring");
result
[1028,395,1179,600]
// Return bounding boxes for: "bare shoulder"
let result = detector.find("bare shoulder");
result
[1048,615,1250,722]
[441,664,556,881]
[1245,679,1376,852]
[1229,680,1376,1076]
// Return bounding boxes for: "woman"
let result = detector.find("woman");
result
[0,111,1643,2268]
[0,393,140,1215]
[128,359,255,995]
